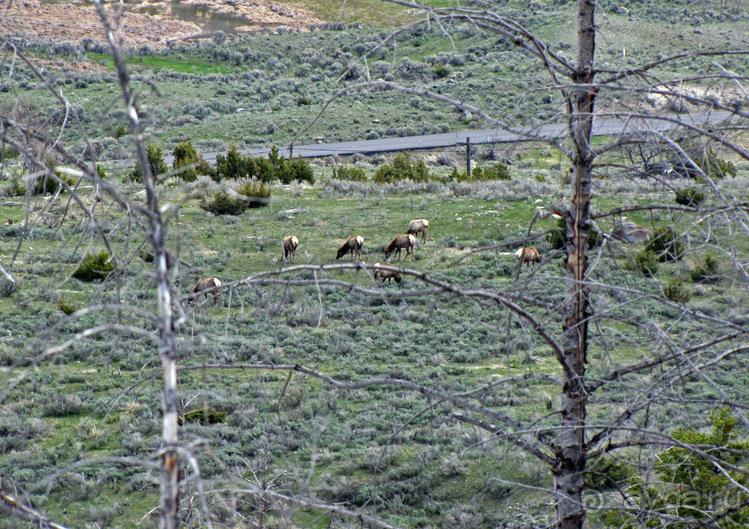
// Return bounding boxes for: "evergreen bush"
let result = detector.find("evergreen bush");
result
[200,191,248,216]
[663,277,690,303]
[630,250,659,277]
[73,251,115,282]
[645,226,684,262]
[690,254,720,283]
[373,152,431,183]
[332,165,367,181]
[674,187,705,207]
[128,143,168,181]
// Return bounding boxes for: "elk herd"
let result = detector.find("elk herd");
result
[189,216,544,305]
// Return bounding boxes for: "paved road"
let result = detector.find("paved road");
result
[164,110,736,164]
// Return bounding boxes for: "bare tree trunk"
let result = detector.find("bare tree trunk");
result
[555,1,596,528]
[92,3,180,527]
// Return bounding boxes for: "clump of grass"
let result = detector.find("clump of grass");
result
[72,251,115,282]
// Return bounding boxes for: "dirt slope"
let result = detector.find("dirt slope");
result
[0,0,320,48]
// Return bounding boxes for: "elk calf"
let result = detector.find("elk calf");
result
[336,235,365,261]
[282,235,299,263]
[515,246,542,268]
[407,219,429,243]
[189,277,222,306]
[385,234,416,261]
[373,263,403,288]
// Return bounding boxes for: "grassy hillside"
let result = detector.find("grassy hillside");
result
[1,162,748,527]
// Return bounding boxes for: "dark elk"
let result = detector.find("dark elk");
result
[282,235,299,263]
[189,277,222,306]
[373,263,403,288]
[385,234,416,261]
[336,235,365,261]
[407,218,429,243]
[515,246,542,268]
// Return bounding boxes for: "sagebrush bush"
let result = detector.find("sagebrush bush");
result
[646,226,684,262]
[690,254,720,283]
[72,251,115,282]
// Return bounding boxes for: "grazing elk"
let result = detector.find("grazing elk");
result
[189,277,222,306]
[515,246,542,268]
[373,263,403,288]
[336,235,365,261]
[282,235,299,263]
[385,234,416,261]
[407,219,430,243]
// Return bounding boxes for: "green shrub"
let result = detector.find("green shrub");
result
[332,165,367,181]
[585,456,634,491]
[0,277,17,298]
[690,254,720,284]
[180,407,228,425]
[663,277,690,303]
[546,217,601,251]
[279,156,315,184]
[113,123,129,139]
[645,226,684,262]
[72,251,115,282]
[450,162,511,182]
[201,191,247,216]
[674,187,705,207]
[433,63,451,78]
[128,143,168,181]
[373,152,431,183]
[214,143,246,181]
[0,147,18,161]
[172,140,199,182]
[671,144,737,181]
[214,145,313,184]
[236,179,271,207]
[630,250,659,277]
[58,296,78,315]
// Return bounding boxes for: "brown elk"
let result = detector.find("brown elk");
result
[515,246,542,268]
[189,277,222,306]
[282,235,299,263]
[385,234,416,261]
[373,263,403,288]
[336,235,365,261]
[407,219,429,243]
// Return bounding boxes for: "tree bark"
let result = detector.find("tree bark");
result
[555,1,596,528]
